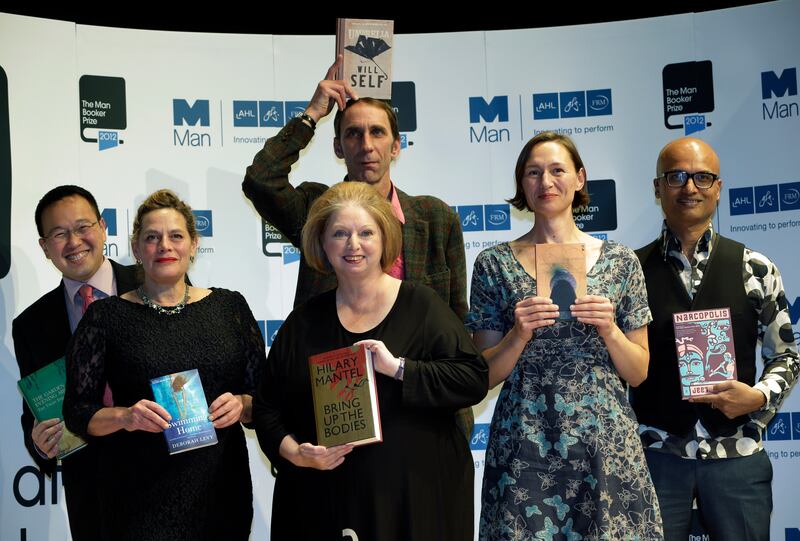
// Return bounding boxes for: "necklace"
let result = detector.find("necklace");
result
[137,284,189,315]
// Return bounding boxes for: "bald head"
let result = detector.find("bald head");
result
[656,137,720,178]
[654,136,723,235]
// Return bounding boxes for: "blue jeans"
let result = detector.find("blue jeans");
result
[644,449,772,541]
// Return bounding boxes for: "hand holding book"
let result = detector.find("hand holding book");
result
[570,295,617,338]
[511,296,559,343]
[209,392,249,428]
[31,418,63,458]
[688,380,767,418]
[279,435,354,471]
[354,339,401,378]
[123,399,172,432]
[304,55,359,124]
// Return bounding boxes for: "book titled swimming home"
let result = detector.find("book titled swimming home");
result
[150,369,217,455]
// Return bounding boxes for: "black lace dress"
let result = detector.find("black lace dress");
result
[64,288,265,541]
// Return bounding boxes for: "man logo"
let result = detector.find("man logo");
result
[100,208,117,236]
[761,68,797,100]
[173,99,210,127]
[469,96,509,123]
[729,187,755,216]
[192,210,213,237]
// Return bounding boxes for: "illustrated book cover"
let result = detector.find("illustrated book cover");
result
[17,357,87,459]
[150,369,218,454]
[336,18,394,99]
[535,243,587,320]
[308,344,382,447]
[673,307,737,399]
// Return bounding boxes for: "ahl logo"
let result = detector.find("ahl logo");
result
[662,61,715,135]
[192,210,213,237]
[456,204,511,232]
[173,99,212,147]
[730,182,800,215]
[232,101,309,128]
[532,89,612,120]
[470,423,490,451]
[79,75,127,151]
[761,67,798,121]
[257,320,284,347]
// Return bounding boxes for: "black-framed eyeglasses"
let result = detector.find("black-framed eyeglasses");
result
[658,170,720,189]
[42,221,100,244]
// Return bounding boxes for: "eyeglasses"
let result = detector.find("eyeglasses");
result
[658,170,720,189]
[42,221,100,244]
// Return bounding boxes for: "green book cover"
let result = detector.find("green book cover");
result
[17,357,87,459]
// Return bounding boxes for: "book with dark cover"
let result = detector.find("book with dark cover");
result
[535,243,587,320]
[308,344,382,447]
[336,18,394,99]
[150,369,218,455]
[17,357,87,459]
[672,307,737,399]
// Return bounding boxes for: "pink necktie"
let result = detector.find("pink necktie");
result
[78,285,114,407]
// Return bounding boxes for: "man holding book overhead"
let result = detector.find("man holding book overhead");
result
[632,137,799,541]
[242,54,473,437]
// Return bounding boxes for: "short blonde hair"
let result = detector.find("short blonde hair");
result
[302,182,401,274]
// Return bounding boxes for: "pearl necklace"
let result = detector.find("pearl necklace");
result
[137,285,189,316]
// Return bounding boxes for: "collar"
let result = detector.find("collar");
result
[63,258,115,300]
[387,182,406,225]
[659,221,714,260]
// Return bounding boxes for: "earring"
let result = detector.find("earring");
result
[136,258,142,265]
[190,255,195,264]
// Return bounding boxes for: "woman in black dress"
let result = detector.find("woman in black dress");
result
[64,189,264,540]
[253,181,488,540]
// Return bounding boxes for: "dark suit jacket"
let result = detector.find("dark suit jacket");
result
[12,260,138,476]
[242,116,468,320]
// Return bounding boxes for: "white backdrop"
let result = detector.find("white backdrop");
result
[1,3,798,539]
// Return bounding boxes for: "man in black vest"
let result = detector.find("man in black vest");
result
[632,137,798,541]
[13,185,138,540]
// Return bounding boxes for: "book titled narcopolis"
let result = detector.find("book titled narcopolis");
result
[150,369,218,455]
[672,308,737,399]
[308,344,382,447]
